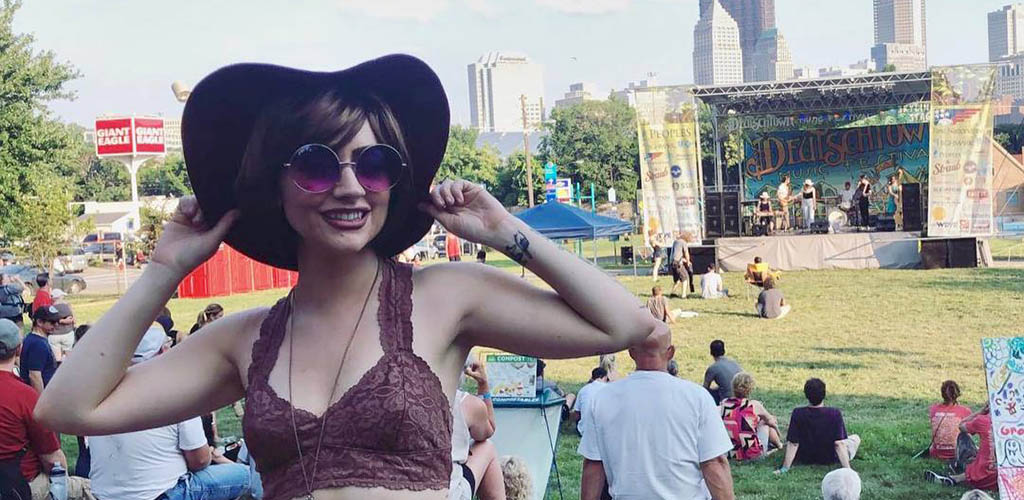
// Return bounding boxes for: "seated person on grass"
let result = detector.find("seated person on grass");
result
[927,403,997,492]
[776,378,861,474]
[744,256,779,285]
[646,286,676,324]
[703,340,742,405]
[756,276,790,320]
[701,264,729,299]
[929,380,973,461]
[720,372,783,461]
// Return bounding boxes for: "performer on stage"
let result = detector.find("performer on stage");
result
[800,179,817,230]
[777,175,793,232]
[887,174,903,230]
[755,192,774,235]
[838,181,855,215]
[856,175,872,228]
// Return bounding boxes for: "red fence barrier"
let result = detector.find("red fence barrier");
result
[177,244,297,298]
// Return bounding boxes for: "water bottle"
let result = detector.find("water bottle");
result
[49,463,68,500]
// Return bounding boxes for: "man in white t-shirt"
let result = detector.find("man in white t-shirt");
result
[571,367,610,436]
[88,326,251,500]
[578,329,735,500]
[700,264,729,299]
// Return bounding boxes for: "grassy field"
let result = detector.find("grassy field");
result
[61,254,1024,499]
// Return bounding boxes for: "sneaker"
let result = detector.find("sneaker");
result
[925,470,955,487]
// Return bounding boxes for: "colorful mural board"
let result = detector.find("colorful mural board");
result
[741,124,929,206]
[982,337,1024,499]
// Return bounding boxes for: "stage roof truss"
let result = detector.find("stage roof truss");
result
[693,72,931,115]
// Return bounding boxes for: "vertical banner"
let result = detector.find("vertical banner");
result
[634,86,703,244]
[929,65,996,236]
[982,338,1024,499]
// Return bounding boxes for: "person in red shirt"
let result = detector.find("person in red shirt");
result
[446,232,462,262]
[929,380,973,460]
[927,403,997,491]
[0,318,93,499]
[30,273,51,316]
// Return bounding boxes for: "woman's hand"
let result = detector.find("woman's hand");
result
[149,197,240,277]
[419,179,512,248]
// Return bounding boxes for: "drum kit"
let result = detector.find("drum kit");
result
[828,200,857,233]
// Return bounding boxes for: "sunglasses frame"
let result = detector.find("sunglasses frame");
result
[282,143,407,194]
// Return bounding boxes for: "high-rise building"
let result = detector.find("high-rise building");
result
[719,0,776,81]
[692,0,743,85]
[871,0,927,71]
[467,52,545,132]
[749,28,793,82]
[554,82,602,109]
[611,73,658,106]
[989,4,1024,62]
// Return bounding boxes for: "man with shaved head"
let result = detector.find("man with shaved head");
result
[578,327,735,499]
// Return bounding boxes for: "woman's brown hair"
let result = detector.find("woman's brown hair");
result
[941,380,961,405]
[235,88,415,260]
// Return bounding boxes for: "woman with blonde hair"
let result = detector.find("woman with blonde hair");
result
[599,353,624,382]
[719,372,782,460]
[36,55,663,500]
[499,456,532,500]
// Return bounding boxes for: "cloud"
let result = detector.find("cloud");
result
[534,0,632,15]
[463,0,502,17]
[336,0,451,21]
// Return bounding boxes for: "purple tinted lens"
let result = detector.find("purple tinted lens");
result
[290,145,339,192]
[356,145,402,192]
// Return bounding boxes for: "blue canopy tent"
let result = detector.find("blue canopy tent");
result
[515,202,633,263]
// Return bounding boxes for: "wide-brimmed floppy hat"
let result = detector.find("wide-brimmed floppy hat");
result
[182,54,450,270]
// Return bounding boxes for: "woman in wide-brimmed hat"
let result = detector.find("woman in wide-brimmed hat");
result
[800,179,817,231]
[37,55,664,500]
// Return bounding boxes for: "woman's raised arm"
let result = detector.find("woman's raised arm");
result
[35,198,244,435]
[420,180,665,358]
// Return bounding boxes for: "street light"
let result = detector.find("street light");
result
[171,81,192,103]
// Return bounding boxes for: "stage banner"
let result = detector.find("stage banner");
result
[634,86,703,244]
[929,65,996,236]
[724,102,930,134]
[982,337,1024,499]
[742,124,930,206]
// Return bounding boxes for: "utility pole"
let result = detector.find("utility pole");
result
[520,94,535,207]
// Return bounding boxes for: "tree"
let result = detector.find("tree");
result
[540,99,639,203]
[16,170,76,273]
[438,125,500,188]
[492,152,544,207]
[139,152,192,197]
[138,206,170,255]
[0,0,83,242]
[75,156,131,201]
[882,63,897,73]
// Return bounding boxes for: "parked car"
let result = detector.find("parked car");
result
[432,234,447,253]
[0,264,88,295]
[408,242,438,261]
[53,252,88,273]
[83,242,118,261]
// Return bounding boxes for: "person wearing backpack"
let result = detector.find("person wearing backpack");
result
[0,274,26,328]
[0,319,94,499]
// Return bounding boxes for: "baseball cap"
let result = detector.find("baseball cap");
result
[33,304,66,323]
[0,318,21,356]
[132,325,167,364]
[51,289,67,300]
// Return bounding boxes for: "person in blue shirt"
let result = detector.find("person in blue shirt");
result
[20,305,67,393]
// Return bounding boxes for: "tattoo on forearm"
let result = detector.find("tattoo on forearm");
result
[505,230,533,264]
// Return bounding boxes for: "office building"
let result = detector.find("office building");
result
[692,0,743,85]
[554,82,602,109]
[871,0,927,71]
[749,28,793,82]
[990,4,1024,62]
[468,52,545,132]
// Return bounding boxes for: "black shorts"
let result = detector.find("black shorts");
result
[670,265,684,283]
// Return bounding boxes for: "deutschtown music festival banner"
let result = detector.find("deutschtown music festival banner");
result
[633,86,703,244]
[928,65,996,236]
[742,124,929,207]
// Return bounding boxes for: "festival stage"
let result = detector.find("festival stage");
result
[715,231,923,272]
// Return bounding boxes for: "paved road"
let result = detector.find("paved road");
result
[78,266,144,295]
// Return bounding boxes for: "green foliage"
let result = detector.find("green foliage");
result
[139,152,192,197]
[438,125,500,187]
[15,170,75,272]
[994,123,1024,153]
[75,156,130,201]
[491,152,545,207]
[0,0,84,241]
[882,63,897,72]
[138,206,170,255]
[540,99,640,203]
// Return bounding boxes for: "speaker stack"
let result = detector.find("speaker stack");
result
[901,183,923,232]
[703,191,741,238]
[920,237,978,269]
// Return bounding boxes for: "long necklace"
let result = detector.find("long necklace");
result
[287,260,381,500]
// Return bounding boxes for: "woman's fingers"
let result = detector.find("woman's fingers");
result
[452,180,466,205]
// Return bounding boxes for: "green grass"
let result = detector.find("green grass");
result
[60,260,1024,499]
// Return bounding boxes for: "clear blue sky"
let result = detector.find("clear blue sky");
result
[11,0,1007,128]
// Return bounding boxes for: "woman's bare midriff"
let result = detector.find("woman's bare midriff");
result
[289,486,448,500]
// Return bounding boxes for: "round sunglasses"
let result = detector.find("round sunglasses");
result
[283,143,406,193]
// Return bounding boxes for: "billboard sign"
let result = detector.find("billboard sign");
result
[95,118,133,156]
[95,116,165,157]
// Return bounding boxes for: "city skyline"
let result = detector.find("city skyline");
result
[10,0,1010,128]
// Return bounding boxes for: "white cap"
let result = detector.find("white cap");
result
[51,289,67,300]
[804,179,814,186]
[132,325,167,364]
